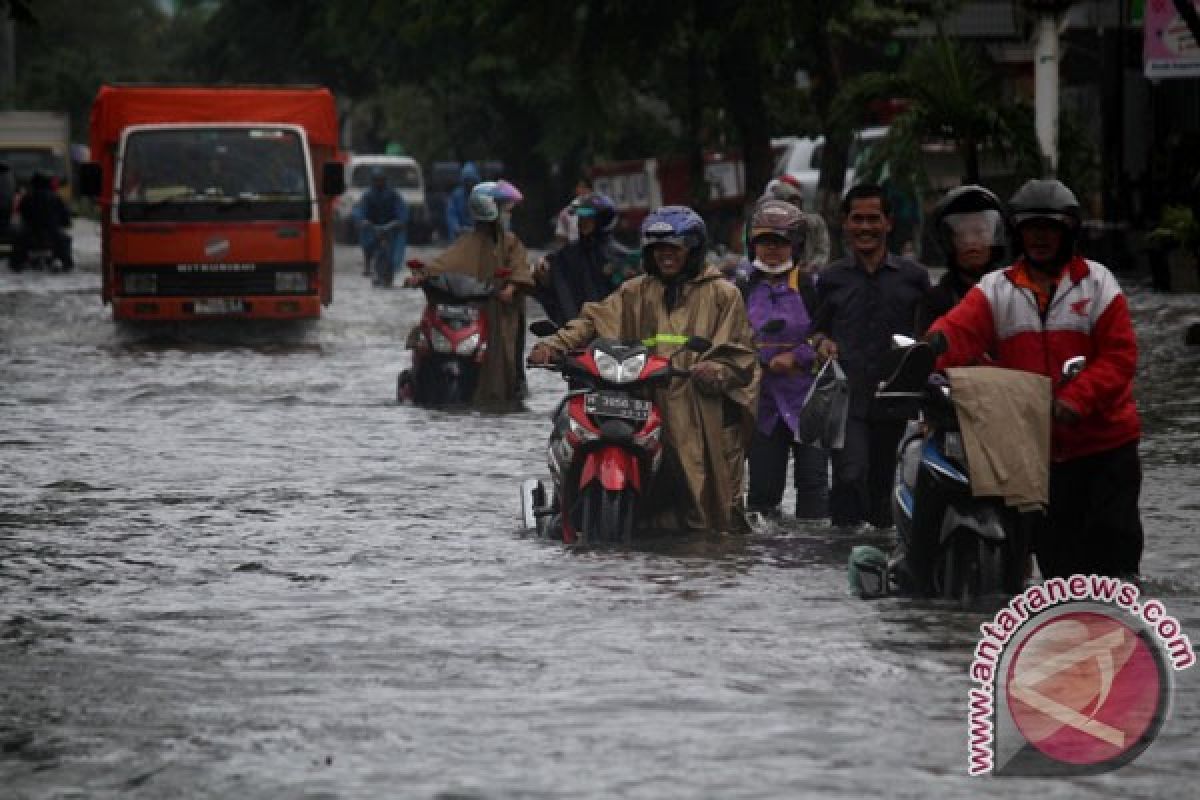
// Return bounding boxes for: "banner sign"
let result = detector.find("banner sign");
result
[1144,0,1200,79]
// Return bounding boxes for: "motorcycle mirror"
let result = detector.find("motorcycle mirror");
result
[1061,356,1086,382]
[685,336,712,353]
[760,319,786,334]
[529,319,559,338]
[891,334,916,349]
[321,161,346,196]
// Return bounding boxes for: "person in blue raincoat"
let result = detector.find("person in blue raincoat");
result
[444,161,481,241]
[353,169,408,287]
[738,199,820,517]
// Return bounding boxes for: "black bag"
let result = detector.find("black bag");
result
[795,358,849,449]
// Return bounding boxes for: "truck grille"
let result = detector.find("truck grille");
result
[117,263,317,296]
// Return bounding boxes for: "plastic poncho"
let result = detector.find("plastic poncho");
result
[539,266,761,532]
[426,226,534,408]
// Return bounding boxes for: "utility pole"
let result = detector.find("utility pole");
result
[1022,1,1077,176]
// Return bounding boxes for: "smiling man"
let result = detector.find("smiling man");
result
[808,184,931,528]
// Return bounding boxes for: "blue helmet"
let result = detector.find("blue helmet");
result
[573,193,617,234]
[639,205,707,279]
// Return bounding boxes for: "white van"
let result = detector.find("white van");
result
[334,154,432,244]
[772,127,889,210]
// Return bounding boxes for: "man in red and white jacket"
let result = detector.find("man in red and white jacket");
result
[926,179,1143,581]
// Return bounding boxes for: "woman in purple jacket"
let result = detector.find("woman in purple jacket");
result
[740,200,824,518]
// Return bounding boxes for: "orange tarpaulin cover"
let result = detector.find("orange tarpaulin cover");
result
[89,85,339,149]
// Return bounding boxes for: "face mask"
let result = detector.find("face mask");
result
[753,257,794,275]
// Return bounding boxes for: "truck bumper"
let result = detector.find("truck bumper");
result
[112,295,323,321]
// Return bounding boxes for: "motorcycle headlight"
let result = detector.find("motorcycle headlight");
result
[430,328,453,353]
[593,351,646,384]
[455,332,481,356]
[274,271,308,292]
[123,272,157,295]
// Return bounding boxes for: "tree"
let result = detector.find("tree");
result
[835,36,1042,189]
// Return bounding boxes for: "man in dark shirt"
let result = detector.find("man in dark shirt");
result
[810,184,929,528]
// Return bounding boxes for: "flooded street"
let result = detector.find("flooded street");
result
[2,221,1197,799]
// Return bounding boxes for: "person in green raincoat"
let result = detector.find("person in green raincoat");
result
[408,180,534,408]
[529,206,760,532]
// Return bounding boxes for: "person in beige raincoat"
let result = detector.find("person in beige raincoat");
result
[409,180,534,408]
[529,206,760,532]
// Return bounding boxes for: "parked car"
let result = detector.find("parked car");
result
[772,127,888,210]
[334,154,432,245]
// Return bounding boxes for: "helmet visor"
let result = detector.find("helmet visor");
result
[943,209,1006,249]
[1012,210,1075,229]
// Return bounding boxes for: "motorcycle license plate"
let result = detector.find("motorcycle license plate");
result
[437,304,479,322]
[192,298,245,315]
[585,392,650,421]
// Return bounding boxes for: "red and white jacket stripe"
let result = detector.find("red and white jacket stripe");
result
[928,256,1140,462]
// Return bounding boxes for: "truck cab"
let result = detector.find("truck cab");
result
[83,85,345,321]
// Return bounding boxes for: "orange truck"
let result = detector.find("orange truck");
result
[81,85,345,321]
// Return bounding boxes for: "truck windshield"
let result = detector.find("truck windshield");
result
[118,128,311,222]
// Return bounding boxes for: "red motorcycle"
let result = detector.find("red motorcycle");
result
[521,321,710,545]
[399,262,495,406]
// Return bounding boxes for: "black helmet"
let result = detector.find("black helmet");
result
[574,193,617,235]
[1009,179,1081,265]
[931,185,1008,273]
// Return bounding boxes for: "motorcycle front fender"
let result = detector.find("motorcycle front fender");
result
[938,501,1010,545]
[579,446,641,493]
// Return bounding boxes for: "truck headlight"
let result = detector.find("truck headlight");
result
[123,272,157,295]
[275,271,308,292]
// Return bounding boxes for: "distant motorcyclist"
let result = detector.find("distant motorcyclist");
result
[926,179,1144,581]
[444,161,481,242]
[410,180,533,408]
[916,185,1008,336]
[529,205,761,532]
[532,193,638,327]
[353,168,408,287]
[11,171,73,271]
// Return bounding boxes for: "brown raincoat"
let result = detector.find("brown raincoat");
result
[426,226,534,408]
[540,266,760,532]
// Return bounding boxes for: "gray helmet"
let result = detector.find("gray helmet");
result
[1009,179,1080,230]
[1009,179,1081,265]
[749,199,805,247]
[468,181,500,222]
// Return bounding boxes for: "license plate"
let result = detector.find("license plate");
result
[585,392,651,421]
[437,304,479,322]
[192,298,245,315]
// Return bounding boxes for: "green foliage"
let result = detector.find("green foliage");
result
[1148,205,1200,250]
[838,36,1043,189]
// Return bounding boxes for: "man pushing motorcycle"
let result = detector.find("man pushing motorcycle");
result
[925,179,1144,582]
[528,206,760,533]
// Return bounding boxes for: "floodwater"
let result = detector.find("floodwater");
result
[1,221,1197,799]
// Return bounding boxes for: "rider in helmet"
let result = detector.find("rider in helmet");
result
[11,170,73,271]
[444,161,481,241]
[409,178,534,408]
[916,185,1008,335]
[352,167,408,287]
[758,175,832,274]
[737,199,828,520]
[528,206,761,532]
[532,192,638,326]
[927,179,1144,581]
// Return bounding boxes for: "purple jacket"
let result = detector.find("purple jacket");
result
[745,275,816,436]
